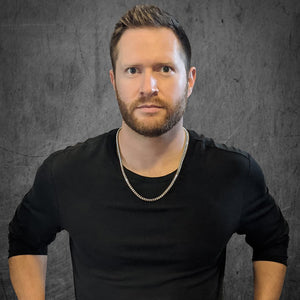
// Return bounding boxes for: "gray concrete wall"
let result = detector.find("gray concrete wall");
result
[1,0,299,299]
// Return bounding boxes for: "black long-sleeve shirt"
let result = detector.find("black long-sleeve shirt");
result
[9,129,289,300]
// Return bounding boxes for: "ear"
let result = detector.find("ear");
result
[109,69,116,91]
[187,67,196,98]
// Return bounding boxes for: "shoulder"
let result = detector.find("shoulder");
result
[188,129,249,159]
[187,129,266,190]
[187,129,251,171]
[43,128,118,172]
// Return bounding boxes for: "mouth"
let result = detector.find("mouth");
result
[137,104,163,108]
[136,104,164,113]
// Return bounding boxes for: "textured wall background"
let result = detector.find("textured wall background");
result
[0,0,299,299]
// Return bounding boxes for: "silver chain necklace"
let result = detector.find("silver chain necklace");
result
[115,127,189,202]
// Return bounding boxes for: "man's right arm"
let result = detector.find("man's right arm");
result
[9,255,47,300]
[8,157,62,299]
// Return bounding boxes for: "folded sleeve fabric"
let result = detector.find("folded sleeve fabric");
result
[8,156,62,257]
[237,154,289,265]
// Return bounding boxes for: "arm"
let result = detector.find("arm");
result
[8,158,61,299]
[253,260,286,300]
[9,255,47,300]
[236,156,289,299]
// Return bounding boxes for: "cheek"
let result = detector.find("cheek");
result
[116,80,134,101]
[166,76,187,97]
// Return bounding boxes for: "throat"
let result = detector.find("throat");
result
[122,161,179,178]
[117,124,188,175]
[115,127,189,202]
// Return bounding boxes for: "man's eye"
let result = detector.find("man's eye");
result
[126,67,137,74]
[161,66,171,73]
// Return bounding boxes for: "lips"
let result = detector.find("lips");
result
[136,103,164,113]
[137,104,162,109]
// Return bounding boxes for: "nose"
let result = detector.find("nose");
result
[139,71,158,97]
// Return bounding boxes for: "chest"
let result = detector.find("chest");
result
[58,168,243,272]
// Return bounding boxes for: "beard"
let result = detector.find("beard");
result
[115,86,188,137]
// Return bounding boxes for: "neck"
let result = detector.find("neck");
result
[117,121,187,177]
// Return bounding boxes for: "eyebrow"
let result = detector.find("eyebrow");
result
[122,62,176,68]
[122,64,143,69]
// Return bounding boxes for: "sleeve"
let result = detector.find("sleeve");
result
[237,155,289,265]
[8,156,62,258]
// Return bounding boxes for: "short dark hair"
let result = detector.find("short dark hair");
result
[110,5,191,73]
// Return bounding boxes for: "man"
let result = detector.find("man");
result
[8,5,289,300]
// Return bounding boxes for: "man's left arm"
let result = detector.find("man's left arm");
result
[253,260,286,300]
[237,154,289,299]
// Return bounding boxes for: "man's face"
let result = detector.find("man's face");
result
[110,27,195,137]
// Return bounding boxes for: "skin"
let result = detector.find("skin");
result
[253,261,286,300]
[9,255,47,300]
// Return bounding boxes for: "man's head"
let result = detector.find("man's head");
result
[109,5,196,137]
[110,5,192,74]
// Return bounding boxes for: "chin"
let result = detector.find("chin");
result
[127,120,179,137]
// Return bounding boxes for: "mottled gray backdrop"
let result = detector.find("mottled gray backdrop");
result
[1,0,299,299]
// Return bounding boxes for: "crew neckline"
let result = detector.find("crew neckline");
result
[109,128,195,182]
[124,166,177,183]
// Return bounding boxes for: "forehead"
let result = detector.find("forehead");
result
[116,27,184,65]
